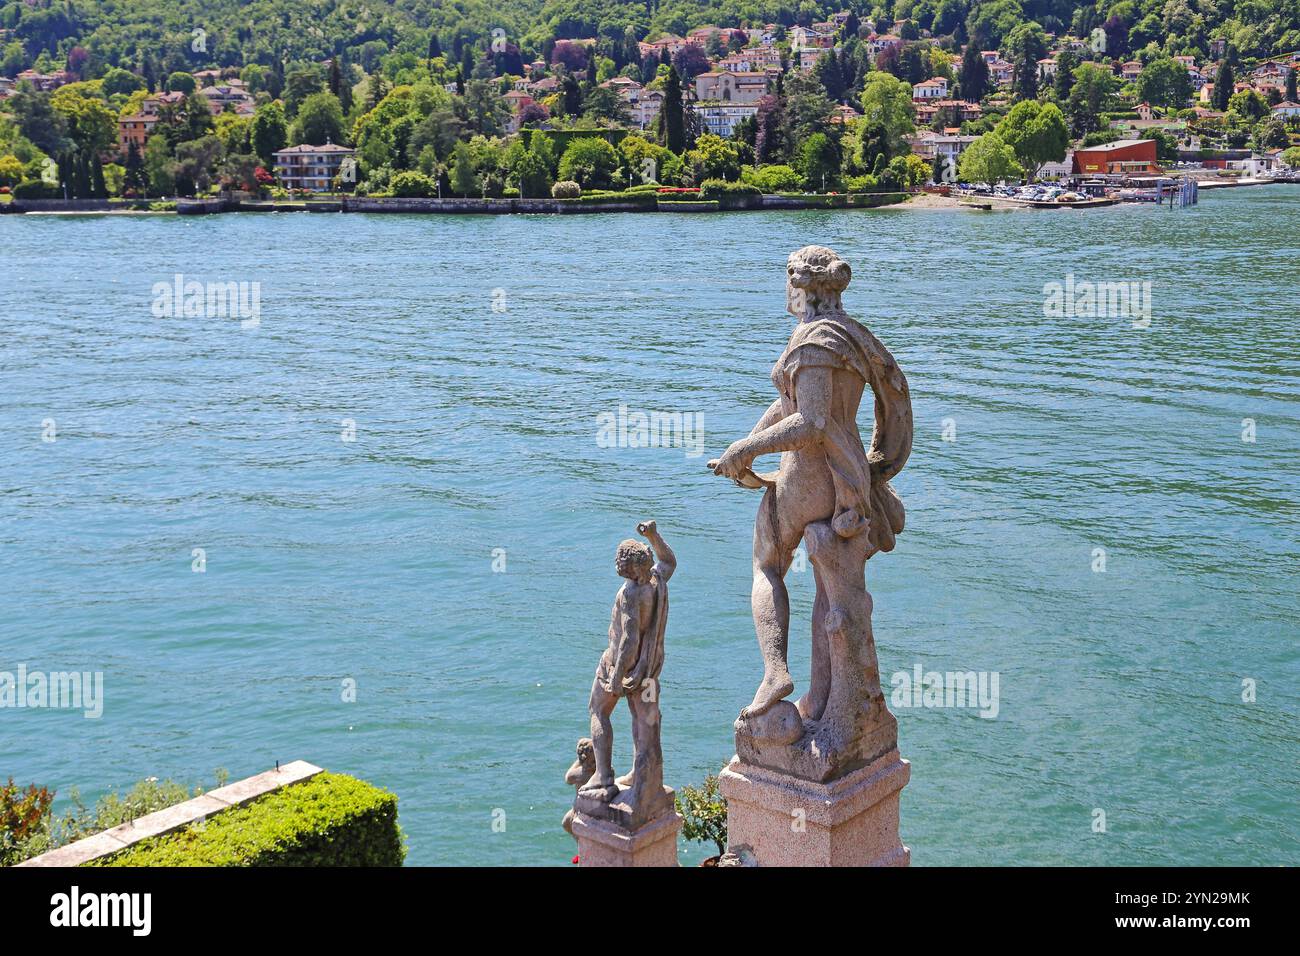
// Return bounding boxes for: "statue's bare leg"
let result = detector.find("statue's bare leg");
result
[579,679,619,800]
[743,487,796,716]
[616,695,637,787]
[625,693,664,814]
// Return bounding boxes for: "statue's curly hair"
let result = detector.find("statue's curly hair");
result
[614,538,653,578]
[787,245,851,294]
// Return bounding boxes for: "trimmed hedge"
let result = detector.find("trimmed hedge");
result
[699,179,762,208]
[773,192,908,208]
[12,179,60,199]
[88,772,405,867]
[576,189,658,204]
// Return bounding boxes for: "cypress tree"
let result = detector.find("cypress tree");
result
[91,156,106,198]
[57,153,73,197]
[1213,62,1233,111]
[125,140,144,194]
[1054,50,1077,102]
[621,29,639,70]
[1013,49,1038,100]
[368,72,389,110]
[337,53,353,113]
[959,43,989,101]
[562,73,582,115]
[662,66,684,153]
[75,152,91,198]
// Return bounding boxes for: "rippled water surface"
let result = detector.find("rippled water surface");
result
[2,188,1297,865]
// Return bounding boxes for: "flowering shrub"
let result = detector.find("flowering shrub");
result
[0,778,54,866]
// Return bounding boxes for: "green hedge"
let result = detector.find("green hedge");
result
[573,189,659,204]
[698,179,762,208]
[775,192,908,208]
[88,772,405,867]
[12,180,60,199]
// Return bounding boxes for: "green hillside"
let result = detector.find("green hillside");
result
[2,1,1294,76]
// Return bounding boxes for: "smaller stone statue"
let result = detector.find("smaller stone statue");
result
[561,738,596,840]
[576,521,676,827]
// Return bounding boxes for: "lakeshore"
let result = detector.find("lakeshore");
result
[2,177,1291,217]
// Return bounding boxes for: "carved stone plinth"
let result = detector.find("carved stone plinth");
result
[719,750,910,867]
[571,788,682,867]
[573,780,675,832]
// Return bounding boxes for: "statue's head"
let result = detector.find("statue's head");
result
[786,245,851,320]
[614,538,654,583]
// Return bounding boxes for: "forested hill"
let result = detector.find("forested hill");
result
[3,0,1298,79]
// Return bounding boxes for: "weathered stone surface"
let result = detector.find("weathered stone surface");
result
[561,737,596,840]
[572,805,682,867]
[15,830,129,868]
[206,760,321,808]
[708,245,912,786]
[719,751,910,867]
[708,245,913,865]
[99,794,230,847]
[571,521,677,838]
[575,782,675,833]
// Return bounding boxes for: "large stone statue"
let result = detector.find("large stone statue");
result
[708,246,913,865]
[568,522,683,865]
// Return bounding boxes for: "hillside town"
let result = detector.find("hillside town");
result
[2,10,1298,207]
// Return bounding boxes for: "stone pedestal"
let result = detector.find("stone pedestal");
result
[719,749,910,867]
[572,807,682,867]
[570,781,681,867]
[724,513,912,866]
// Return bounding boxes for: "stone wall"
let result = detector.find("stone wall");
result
[341,196,654,214]
[6,198,156,213]
[176,198,230,214]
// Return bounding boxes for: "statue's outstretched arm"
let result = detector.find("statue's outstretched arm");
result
[710,367,831,480]
[748,398,784,437]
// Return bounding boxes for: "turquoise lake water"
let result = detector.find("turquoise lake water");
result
[1,188,1297,866]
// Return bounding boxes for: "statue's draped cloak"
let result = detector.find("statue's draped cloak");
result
[772,313,912,552]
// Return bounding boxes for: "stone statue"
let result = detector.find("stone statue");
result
[575,521,676,826]
[561,737,596,840]
[708,245,913,784]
